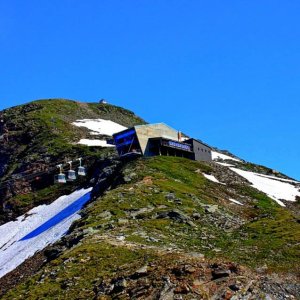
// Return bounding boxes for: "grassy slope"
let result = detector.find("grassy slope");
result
[3,98,145,158]
[0,99,146,218]
[4,156,299,299]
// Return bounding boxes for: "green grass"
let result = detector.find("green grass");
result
[7,183,82,211]
[1,98,147,216]
[77,156,300,273]
[3,98,145,158]
[3,242,151,300]
[1,154,300,298]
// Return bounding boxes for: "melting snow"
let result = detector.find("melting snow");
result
[228,198,244,206]
[78,139,115,147]
[212,151,241,162]
[203,173,225,185]
[0,188,92,278]
[72,118,126,147]
[230,168,300,206]
[255,173,300,184]
[214,154,299,206]
[72,119,127,136]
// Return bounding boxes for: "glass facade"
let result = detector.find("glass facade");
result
[114,129,142,156]
[113,126,211,161]
[149,138,193,159]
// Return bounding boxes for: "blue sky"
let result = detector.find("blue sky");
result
[0,1,299,179]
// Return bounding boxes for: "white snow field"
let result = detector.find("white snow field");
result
[0,187,92,278]
[230,168,300,206]
[212,150,300,206]
[253,173,300,184]
[72,119,127,147]
[211,151,241,162]
[202,173,225,185]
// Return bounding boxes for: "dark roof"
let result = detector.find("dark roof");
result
[149,136,191,145]
[185,138,212,149]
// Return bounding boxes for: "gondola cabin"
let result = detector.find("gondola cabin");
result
[78,166,86,176]
[55,173,67,184]
[68,170,77,181]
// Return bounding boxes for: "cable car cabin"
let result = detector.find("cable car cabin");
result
[78,166,86,176]
[68,170,77,181]
[55,173,67,184]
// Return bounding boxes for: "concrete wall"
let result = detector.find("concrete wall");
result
[135,123,179,156]
[187,139,212,162]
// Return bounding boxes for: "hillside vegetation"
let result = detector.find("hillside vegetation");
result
[0,99,299,299]
[3,156,299,299]
[0,99,145,222]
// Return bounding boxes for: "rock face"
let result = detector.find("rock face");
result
[156,209,197,227]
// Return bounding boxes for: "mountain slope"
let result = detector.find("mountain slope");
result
[0,99,299,299]
[0,99,145,222]
[2,156,299,299]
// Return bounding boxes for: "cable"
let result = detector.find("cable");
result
[0,156,92,190]
[0,155,91,184]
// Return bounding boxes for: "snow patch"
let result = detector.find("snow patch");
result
[212,151,241,162]
[203,173,226,185]
[90,131,102,136]
[78,139,115,147]
[228,198,244,206]
[72,119,126,147]
[230,168,300,206]
[0,188,92,278]
[255,173,300,184]
[72,119,127,136]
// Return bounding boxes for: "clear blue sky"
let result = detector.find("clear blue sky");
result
[0,1,299,179]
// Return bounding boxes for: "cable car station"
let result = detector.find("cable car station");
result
[112,123,212,162]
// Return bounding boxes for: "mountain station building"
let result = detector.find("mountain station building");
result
[112,123,212,162]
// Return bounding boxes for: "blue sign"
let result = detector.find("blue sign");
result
[168,141,191,151]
